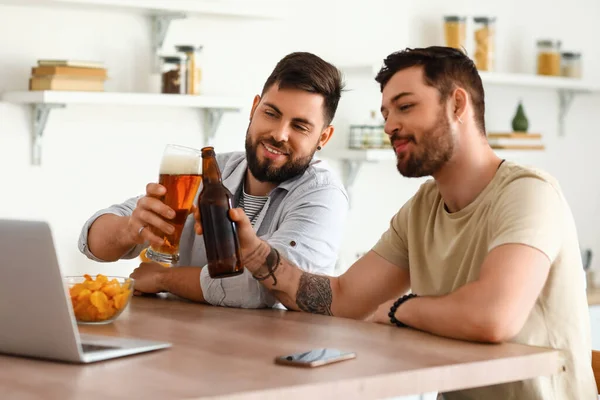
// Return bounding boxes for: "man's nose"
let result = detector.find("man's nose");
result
[384,117,401,137]
[271,123,290,142]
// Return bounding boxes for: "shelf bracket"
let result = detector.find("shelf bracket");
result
[557,90,576,137]
[151,13,188,73]
[31,103,65,166]
[202,108,225,146]
[341,159,363,206]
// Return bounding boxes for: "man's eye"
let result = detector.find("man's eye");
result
[294,124,308,132]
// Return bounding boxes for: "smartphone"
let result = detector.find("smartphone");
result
[275,348,356,368]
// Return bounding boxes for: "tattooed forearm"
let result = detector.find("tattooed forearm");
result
[245,241,335,314]
[296,273,333,316]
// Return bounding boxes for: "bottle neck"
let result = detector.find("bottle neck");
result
[202,156,222,184]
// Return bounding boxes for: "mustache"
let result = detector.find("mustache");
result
[391,133,416,145]
[260,138,291,154]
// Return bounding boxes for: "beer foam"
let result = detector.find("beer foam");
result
[159,154,201,175]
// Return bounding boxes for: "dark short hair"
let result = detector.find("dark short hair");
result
[375,46,486,134]
[261,52,344,126]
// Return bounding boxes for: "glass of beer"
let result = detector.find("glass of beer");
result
[145,144,203,265]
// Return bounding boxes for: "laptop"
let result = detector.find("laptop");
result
[0,219,171,363]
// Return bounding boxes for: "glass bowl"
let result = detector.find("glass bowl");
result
[64,275,134,325]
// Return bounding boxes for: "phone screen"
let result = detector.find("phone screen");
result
[277,348,356,367]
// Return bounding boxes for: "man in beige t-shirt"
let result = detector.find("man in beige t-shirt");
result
[372,161,593,399]
[191,46,597,399]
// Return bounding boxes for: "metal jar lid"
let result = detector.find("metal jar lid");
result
[444,16,466,22]
[175,45,203,53]
[160,55,185,64]
[561,51,582,59]
[473,16,496,23]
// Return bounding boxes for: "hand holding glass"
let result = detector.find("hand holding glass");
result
[145,144,202,264]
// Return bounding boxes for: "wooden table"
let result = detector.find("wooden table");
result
[0,295,564,399]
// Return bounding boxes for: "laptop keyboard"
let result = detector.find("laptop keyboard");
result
[81,343,120,353]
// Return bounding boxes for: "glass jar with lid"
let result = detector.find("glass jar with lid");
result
[175,45,203,95]
[473,16,496,71]
[561,51,582,78]
[536,39,561,76]
[160,55,186,94]
[348,125,363,149]
[444,16,467,51]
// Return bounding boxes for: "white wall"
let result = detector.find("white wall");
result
[1,0,599,285]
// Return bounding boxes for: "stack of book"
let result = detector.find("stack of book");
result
[487,132,545,150]
[29,59,107,91]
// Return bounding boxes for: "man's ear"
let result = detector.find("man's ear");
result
[317,125,335,149]
[452,87,468,124]
[250,95,261,120]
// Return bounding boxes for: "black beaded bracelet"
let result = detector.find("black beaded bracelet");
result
[388,293,418,328]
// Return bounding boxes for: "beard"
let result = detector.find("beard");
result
[393,108,456,178]
[245,129,318,184]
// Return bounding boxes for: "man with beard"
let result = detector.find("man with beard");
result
[78,52,348,309]
[195,47,597,399]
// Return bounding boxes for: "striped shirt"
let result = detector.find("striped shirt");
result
[239,188,268,226]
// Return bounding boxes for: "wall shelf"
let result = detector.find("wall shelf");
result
[477,72,597,92]
[1,90,244,165]
[487,132,545,151]
[479,72,599,137]
[339,63,599,137]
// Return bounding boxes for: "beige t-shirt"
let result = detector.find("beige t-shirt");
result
[372,161,597,400]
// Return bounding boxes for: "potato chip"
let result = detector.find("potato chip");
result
[101,281,121,298]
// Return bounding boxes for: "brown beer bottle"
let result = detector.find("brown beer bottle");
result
[199,147,244,279]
